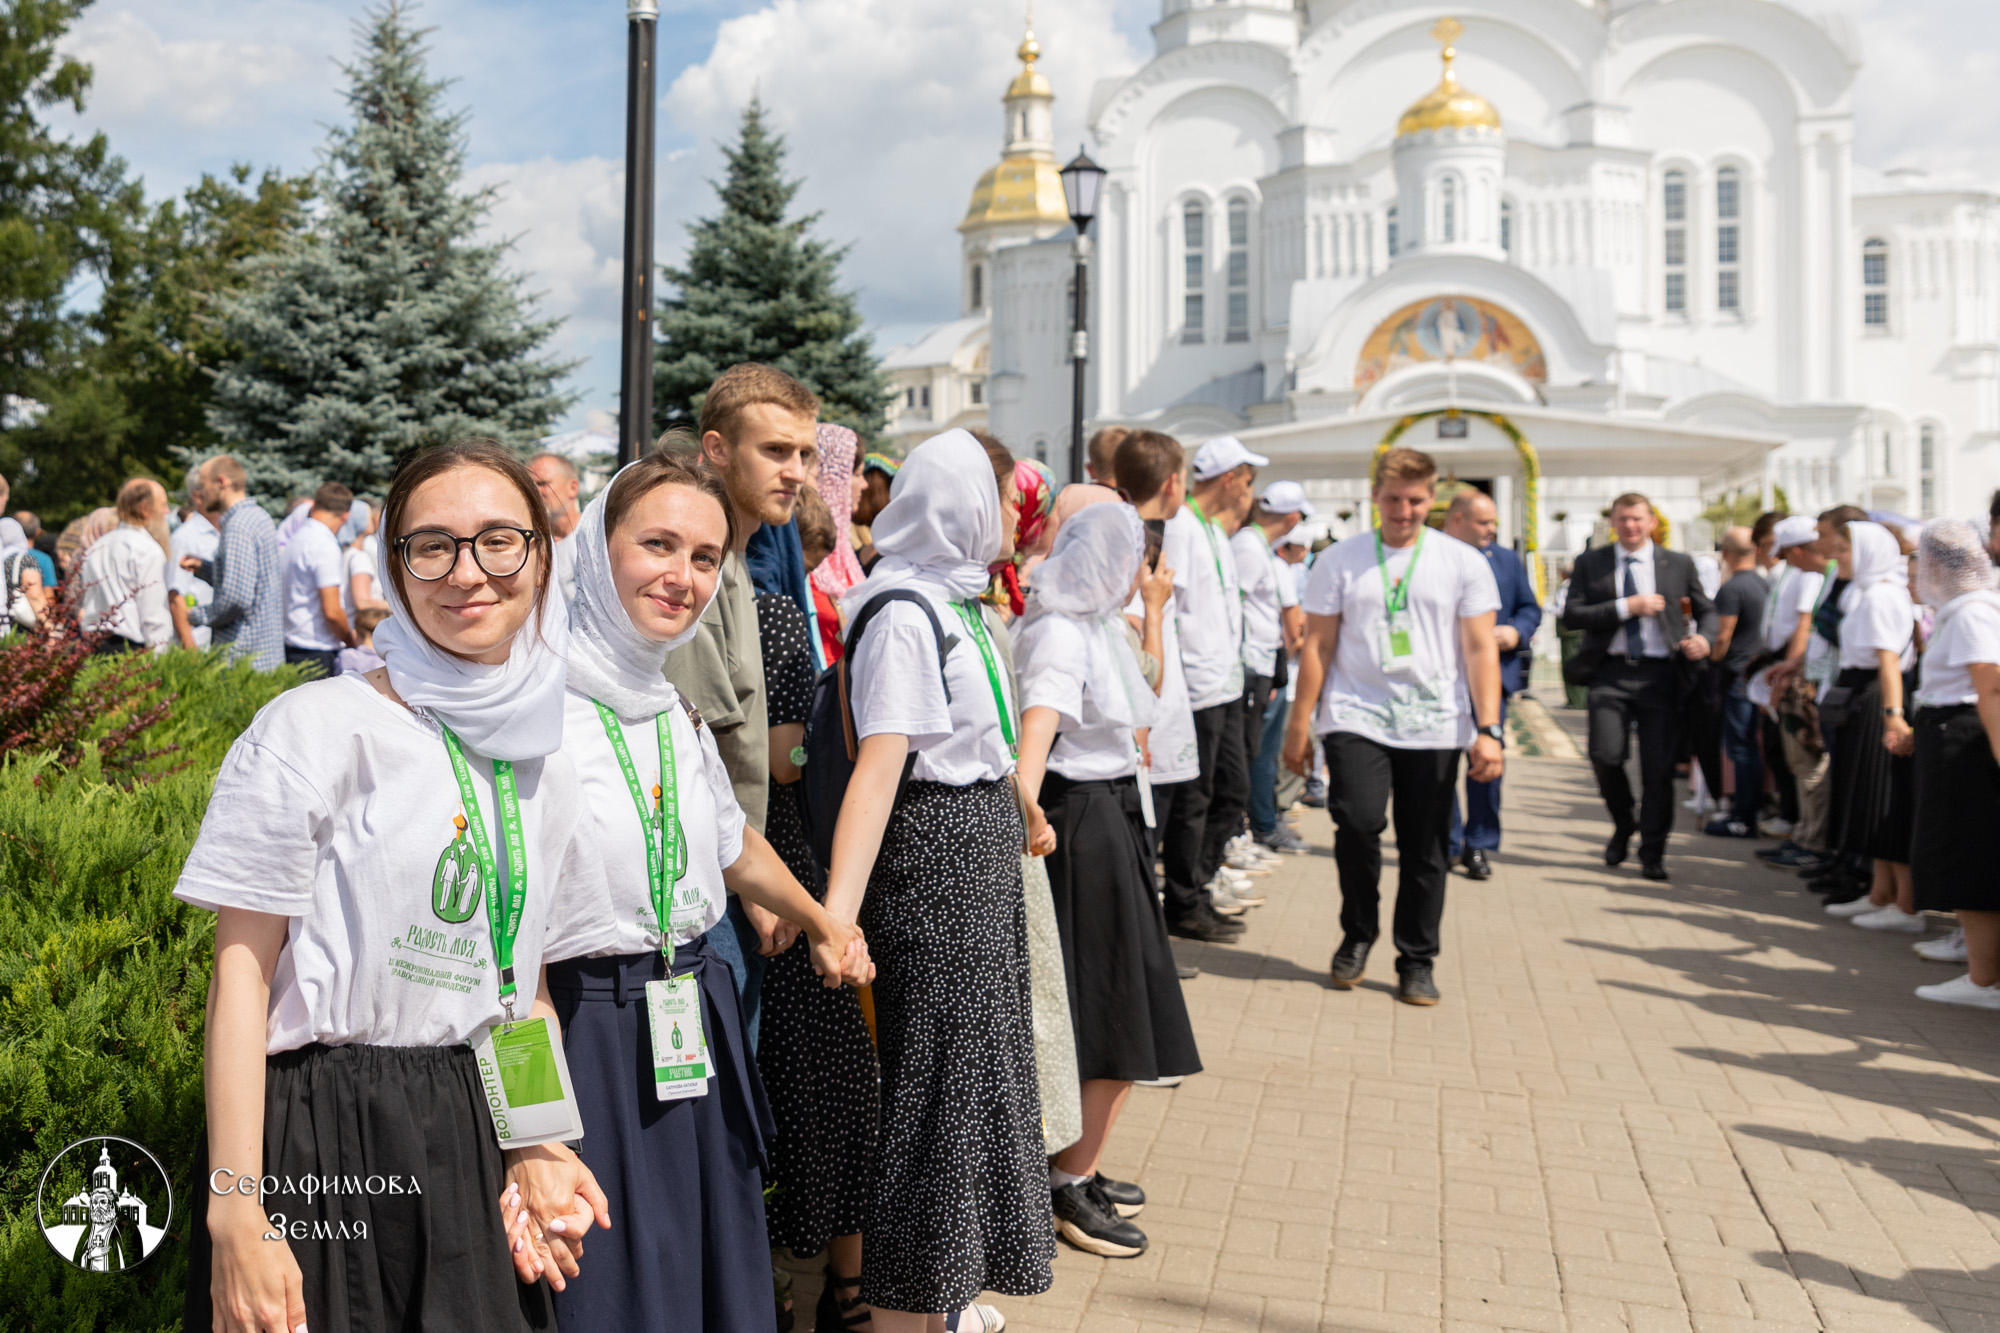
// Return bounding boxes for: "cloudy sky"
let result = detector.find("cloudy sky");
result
[51,0,2000,433]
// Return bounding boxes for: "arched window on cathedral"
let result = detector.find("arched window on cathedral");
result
[1501,199,1514,259]
[1920,422,1938,517]
[1863,238,1889,328]
[1386,205,1399,259]
[1663,169,1688,314]
[1226,198,1251,343]
[970,263,983,311]
[1182,202,1206,345]
[1440,177,1457,245]
[1716,166,1742,312]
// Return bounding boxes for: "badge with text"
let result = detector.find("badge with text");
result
[1134,760,1157,829]
[645,977,710,1102]
[1379,615,1418,675]
[470,1016,586,1148]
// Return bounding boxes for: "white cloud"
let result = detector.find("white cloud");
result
[1845,0,2000,182]
[467,155,627,350]
[59,9,319,131]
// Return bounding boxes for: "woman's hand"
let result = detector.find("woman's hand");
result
[502,1144,611,1292]
[1884,715,1915,757]
[209,1196,307,1333]
[1025,800,1058,857]
[807,912,875,988]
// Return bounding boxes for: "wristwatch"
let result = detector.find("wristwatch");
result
[1882,706,1904,718]
[1477,723,1505,743]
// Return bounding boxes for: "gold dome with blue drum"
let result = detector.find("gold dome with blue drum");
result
[1397,18,1502,138]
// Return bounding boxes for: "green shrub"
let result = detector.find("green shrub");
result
[0,653,303,1330]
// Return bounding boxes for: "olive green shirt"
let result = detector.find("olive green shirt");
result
[662,549,769,833]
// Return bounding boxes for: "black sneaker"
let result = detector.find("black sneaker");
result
[1051,1180,1147,1257]
[1397,963,1441,1006]
[1091,1173,1145,1218]
[1755,840,1800,862]
[1329,936,1371,989]
[1167,903,1245,944]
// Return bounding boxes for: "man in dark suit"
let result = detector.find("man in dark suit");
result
[1560,492,1718,881]
[1442,489,1542,880]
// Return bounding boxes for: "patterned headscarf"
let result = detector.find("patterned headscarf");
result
[988,458,1057,616]
[811,424,865,601]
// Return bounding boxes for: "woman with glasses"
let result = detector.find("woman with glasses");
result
[179,438,621,1332]
[520,452,871,1330]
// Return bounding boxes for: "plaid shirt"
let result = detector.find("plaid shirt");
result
[189,498,284,671]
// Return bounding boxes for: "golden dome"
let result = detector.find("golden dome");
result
[1396,17,1501,138]
[959,155,1069,232]
[1007,19,1052,100]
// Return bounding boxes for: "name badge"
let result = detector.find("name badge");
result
[646,977,710,1102]
[1134,760,1157,829]
[470,1016,586,1149]
[1380,616,1417,675]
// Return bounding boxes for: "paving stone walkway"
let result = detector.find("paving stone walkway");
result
[941,700,2000,1333]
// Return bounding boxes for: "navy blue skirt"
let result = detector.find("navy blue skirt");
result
[547,933,778,1333]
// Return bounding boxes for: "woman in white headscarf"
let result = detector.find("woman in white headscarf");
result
[177,439,619,1333]
[1013,501,1201,1260]
[823,428,1056,1332]
[1900,519,2000,1007]
[530,451,868,1331]
[1821,520,1922,932]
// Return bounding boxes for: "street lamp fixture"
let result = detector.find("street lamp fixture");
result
[1059,148,1107,485]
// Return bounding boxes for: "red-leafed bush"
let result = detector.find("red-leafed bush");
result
[0,575,175,776]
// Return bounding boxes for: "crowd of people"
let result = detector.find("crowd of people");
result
[11,356,2000,1333]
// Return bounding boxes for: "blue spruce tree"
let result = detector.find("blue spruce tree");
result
[209,2,573,503]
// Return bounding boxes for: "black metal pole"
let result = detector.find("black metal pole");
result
[618,1,658,467]
[1069,236,1089,486]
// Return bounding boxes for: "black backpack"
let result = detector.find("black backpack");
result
[799,590,957,870]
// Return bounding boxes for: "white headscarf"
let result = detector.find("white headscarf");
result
[373,515,572,762]
[1017,502,1157,730]
[1917,517,2000,621]
[563,465,717,720]
[842,428,1000,622]
[276,498,313,552]
[0,518,27,555]
[1839,519,1915,634]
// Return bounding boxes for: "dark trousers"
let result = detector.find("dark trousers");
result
[1762,713,1798,824]
[1197,696,1252,884]
[1449,696,1509,857]
[285,643,340,679]
[1323,732,1460,968]
[1248,684,1290,835]
[1687,663,1725,801]
[1158,704,1227,921]
[1720,690,1763,824]
[1586,658,1680,862]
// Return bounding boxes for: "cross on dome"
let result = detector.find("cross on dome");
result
[1396,15,1502,138]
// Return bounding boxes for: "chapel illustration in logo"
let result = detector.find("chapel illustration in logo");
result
[37,1137,172,1272]
[433,811,482,923]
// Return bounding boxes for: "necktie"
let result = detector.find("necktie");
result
[1621,556,1640,661]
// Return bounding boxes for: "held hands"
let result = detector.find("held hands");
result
[807,912,875,989]
[1680,634,1711,662]
[502,1144,611,1292]
[208,1193,308,1333]
[1025,799,1058,857]
[1468,734,1504,783]
[744,900,798,957]
[1884,715,1916,757]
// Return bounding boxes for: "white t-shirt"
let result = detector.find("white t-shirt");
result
[174,674,618,1053]
[1768,566,1823,653]
[1018,615,1140,783]
[552,534,579,605]
[1917,595,2000,707]
[1167,506,1244,710]
[168,511,220,651]
[850,589,1017,785]
[1837,581,1917,672]
[342,539,380,624]
[1127,587,1200,784]
[1302,528,1501,751]
[284,520,346,650]
[1233,526,1297,678]
[78,526,172,648]
[562,690,744,956]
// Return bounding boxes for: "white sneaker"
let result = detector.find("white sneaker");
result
[1853,906,1927,933]
[1212,874,1266,908]
[1217,866,1258,891]
[1916,928,1969,964]
[1825,896,1879,918]
[1205,876,1249,915]
[1916,973,2000,1009]
[1761,817,1794,837]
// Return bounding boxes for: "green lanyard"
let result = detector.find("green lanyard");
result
[1375,528,1425,619]
[591,700,688,966]
[439,724,527,1018]
[1186,498,1233,599]
[950,600,1018,756]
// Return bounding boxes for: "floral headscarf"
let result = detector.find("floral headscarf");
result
[987,459,1056,616]
[811,424,865,601]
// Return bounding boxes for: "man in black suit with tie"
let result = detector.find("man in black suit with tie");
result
[1560,492,1718,881]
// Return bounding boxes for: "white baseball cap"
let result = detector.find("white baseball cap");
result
[1260,480,1314,517]
[1274,522,1311,548]
[1771,515,1817,552]
[1190,435,1271,482]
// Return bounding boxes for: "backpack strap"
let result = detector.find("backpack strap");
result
[679,696,705,732]
[836,590,959,762]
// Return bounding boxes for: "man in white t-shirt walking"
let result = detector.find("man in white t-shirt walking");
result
[281,481,357,678]
[1283,447,1505,1006]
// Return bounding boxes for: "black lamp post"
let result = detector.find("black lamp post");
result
[1059,147,1107,485]
[617,0,659,466]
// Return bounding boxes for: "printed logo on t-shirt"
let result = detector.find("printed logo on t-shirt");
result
[431,812,481,924]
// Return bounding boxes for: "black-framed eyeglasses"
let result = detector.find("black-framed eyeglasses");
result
[396,527,538,581]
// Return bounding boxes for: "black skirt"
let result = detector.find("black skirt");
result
[546,936,778,1333]
[1828,668,1915,862]
[1041,772,1202,1084]
[186,1043,550,1332]
[1912,705,2000,912]
[858,778,1056,1314]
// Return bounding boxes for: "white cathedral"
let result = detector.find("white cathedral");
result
[881,0,2000,568]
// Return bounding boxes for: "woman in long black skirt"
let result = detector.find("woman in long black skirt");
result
[1821,521,1921,931]
[823,429,1057,1332]
[1903,519,2000,1007]
[537,453,872,1332]
[1013,501,1201,1261]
